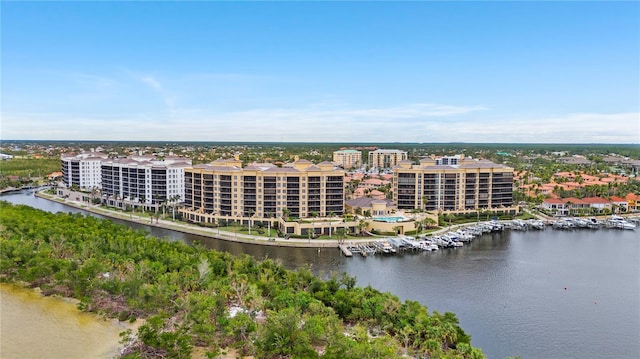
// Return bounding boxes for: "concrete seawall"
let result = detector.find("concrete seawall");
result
[35,191,343,248]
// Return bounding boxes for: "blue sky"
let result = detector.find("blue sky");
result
[2,1,639,143]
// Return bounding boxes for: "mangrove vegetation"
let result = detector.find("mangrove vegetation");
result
[0,201,484,358]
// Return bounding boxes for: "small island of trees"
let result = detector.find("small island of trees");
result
[0,201,485,358]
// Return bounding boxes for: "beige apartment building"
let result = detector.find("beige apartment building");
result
[333,149,362,169]
[181,158,346,235]
[393,155,515,213]
[368,149,408,169]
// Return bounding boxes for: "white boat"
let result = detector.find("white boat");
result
[553,219,576,230]
[586,217,600,229]
[526,219,546,230]
[443,232,459,242]
[606,215,636,230]
[373,240,396,254]
[510,220,528,231]
[572,218,590,228]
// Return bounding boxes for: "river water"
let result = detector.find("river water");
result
[0,284,127,359]
[1,190,639,359]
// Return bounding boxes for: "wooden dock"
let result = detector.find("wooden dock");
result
[339,244,353,257]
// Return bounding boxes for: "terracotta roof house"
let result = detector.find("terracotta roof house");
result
[541,197,590,216]
[47,171,63,180]
[345,197,396,216]
[610,196,629,213]
[625,193,639,212]
[582,197,612,211]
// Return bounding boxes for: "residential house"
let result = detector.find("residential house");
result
[582,197,612,212]
[626,193,639,212]
[610,196,628,213]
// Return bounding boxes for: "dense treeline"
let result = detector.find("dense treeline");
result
[0,158,61,177]
[0,201,484,358]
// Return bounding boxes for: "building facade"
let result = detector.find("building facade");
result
[61,152,109,190]
[368,149,408,169]
[181,158,345,223]
[393,155,514,212]
[100,154,191,207]
[333,149,362,169]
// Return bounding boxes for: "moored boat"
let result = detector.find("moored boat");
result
[606,215,636,230]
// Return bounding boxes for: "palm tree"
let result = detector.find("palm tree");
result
[357,219,367,236]
[170,194,181,221]
[423,217,437,229]
[565,199,573,216]
[443,212,454,226]
[90,187,100,206]
[265,211,278,237]
[282,208,291,222]
[328,211,335,238]
[247,209,255,235]
[611,203,619,215]
[139,195,147,213]
[161,198,167,218]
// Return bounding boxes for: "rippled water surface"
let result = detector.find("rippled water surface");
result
[2,191,639,359]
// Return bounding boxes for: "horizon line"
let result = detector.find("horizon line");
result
[1,139,639,146]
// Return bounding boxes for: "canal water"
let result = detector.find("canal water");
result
[1,190,639,359]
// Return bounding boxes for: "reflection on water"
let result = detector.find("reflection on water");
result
[0,284,126,359]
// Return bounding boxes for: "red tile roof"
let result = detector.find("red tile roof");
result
[582,197,610,204]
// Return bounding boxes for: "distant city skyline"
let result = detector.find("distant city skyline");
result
[2,2,639,143]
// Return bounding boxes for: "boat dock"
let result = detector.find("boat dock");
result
[339,244,353,257]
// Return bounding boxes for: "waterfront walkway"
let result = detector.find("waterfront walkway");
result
[35,191,366,248]
[33,191,636,249]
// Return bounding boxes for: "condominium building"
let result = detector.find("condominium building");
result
[333,149,362,169]
[100,154,191,206]
[368,149,408,169]
[393,155,514,212]
[61,152,109,190]
[181,158,344,223]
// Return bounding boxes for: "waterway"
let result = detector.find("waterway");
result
[1,190,639,359]
[0,284,128,359]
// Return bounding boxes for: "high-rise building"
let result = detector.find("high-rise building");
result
[181,158,344,223]
[100,154,191,206]
[61,152,108,190]
[393,155,514,212]
[333,149,362,169]
[368,149,408,169]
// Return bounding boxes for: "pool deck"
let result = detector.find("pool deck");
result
[372,216,410,223]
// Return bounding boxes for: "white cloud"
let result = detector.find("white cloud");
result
[432,112,639,143]
[140,76,162,91]
[133,74,177,117]
[1,106,637,144]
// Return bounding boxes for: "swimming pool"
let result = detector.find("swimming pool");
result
[372,216,409,223]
